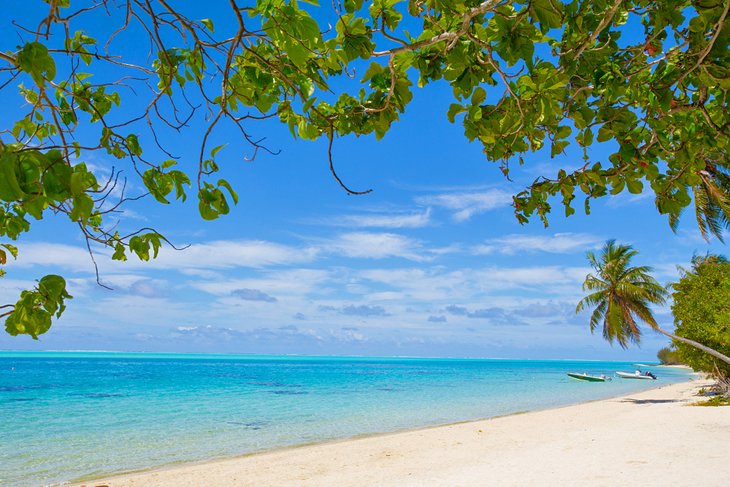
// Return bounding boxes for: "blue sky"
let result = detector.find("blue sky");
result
[1,2,725,359]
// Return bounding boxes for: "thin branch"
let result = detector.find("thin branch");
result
[373,0,503,57]
[676,0,730,86]
[570,0,623,60]
[0,52,17,66]
[83,232,113,290]
[327,131,372,195]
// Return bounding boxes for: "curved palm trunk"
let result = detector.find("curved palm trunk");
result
[653,326,730,366]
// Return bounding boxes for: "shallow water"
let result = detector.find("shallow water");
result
[0,352,693,486]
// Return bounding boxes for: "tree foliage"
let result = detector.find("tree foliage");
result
[656,346,683,365]
[576,240,667,348]
[1,0,730,337]
[671,255,730,380]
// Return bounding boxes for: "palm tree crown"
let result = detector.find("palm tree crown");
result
[576,240,668,348]
[671,155,730,242]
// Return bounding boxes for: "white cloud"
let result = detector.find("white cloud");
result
[60,294,192,330]
[473,233,603,255]
[10,240,317,273]
[190,269,331,297]
[358,265,590,304]
[473,265,589,290]
[317,209,431,229]
[0,278,38,304]
[320,232,429,261]
[143,240,318,270]
[415,189,512,221]
[651,263,685,283]
[12,243,97,270]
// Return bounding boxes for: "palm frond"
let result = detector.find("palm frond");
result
[577,240,667,348]
[577,291,607,313]
[588,300,607,334]
[693,162,730,242]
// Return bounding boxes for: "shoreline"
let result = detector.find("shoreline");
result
[70,376,730,487]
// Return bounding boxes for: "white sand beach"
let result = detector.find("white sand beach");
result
[75,379,729,487]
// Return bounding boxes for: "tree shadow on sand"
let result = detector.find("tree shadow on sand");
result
[619,398,682,404]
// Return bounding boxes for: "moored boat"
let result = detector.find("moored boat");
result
[616,371,657,380]
[567,372,609,382]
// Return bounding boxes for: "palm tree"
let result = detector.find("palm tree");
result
[670,154,730,242]
[577,240,730,365]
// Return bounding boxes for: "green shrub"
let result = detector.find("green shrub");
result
[657,346,683,365]
[671,256,730,381]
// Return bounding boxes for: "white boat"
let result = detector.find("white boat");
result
[567,372,609,382]
[616,371,656,380]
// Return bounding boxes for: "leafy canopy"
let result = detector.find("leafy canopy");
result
[1,0,729,337]
[671,255,730,379]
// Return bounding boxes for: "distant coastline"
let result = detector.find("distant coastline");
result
[0,349,666,363]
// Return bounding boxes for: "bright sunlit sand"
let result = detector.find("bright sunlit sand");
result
[74,379,728,487]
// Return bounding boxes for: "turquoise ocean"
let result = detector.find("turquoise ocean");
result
[0,351,694,486]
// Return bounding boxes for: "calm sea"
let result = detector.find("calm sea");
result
[0,351,694,486]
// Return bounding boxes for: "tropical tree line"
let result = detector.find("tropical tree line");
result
[1,1,729,337]
[656,346,683,365]
[578,241,730,391]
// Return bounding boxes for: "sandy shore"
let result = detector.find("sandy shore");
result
[75,379,729,487]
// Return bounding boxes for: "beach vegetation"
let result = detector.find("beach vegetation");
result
[693,396,730,406]
[657,346,683,366]
[671,254,730,392]
[577,241,730,367]
[2,1,730,338]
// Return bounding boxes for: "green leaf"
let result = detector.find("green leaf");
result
[471,87,486,105]
[69,172,85,197]
[597,125,613,143]
[0,154,25,201]
[529,0,563,32]
[447,104,465,123]
[283,41,311,68]
[126,134,143,156]
[201,18,214,32]
[344,0,364,14]
[1,243,18,259]
[610,178,625,195]
[17,42,56,86]
[627,179,643,194]
[69,194,94,222]
[142,169,171,204]
[217,179,238,205]
[128,234,162,261]
[210,144,226,158]
[170,170,191,202]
